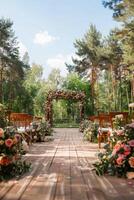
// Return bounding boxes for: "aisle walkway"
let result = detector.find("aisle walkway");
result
[0,128,134,200]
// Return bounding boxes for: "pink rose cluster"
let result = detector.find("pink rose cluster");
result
[0,128,22,166]
[112,140,134,167]
[95,123,134,178]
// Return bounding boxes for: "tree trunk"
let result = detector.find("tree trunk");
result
[110,64,116,111]
[91,66,97,115]
[0,70,3,103]
[131,77,134,102]
[126,84,130,113]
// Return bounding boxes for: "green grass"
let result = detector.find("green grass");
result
[53,123,79,128]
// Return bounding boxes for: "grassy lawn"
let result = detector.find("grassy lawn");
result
[53,122,79,128]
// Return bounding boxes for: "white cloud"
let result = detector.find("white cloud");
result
[18,41,28,58]
[46,54,74,76]
[33,31,58,45]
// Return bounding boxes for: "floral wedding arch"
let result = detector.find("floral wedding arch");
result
[45,90,85,125]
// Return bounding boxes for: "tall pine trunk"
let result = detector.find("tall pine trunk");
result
[0,69,3,103]
[91,66,97,115]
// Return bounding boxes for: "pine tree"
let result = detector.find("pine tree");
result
[71,24,104,114]
[0,18,25,105]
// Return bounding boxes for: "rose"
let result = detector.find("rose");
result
[129,157,134,168]
[118,144,131,156]
[128,140,134,147]
[123,144,131,156]
[114,143,121,152]
[0,128,4,138]
[124,151,131,156]
[5,138,13,148]
[116,155,125,165]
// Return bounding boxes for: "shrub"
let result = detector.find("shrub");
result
[81,119,99,142]
[30,121,53,142]
[79,119,92,132]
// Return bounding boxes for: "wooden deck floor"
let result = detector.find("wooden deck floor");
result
[1,128,134,200]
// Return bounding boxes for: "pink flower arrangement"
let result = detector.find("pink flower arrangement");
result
[0,127,31,180]
[0,130,23,167]
[94,120,134,178]
[5,138,13,148]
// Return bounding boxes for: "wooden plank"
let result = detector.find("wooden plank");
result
[69,136,89,200]
[1,128,134,200]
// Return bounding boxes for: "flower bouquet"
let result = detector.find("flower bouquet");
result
[94,122,134,178]
[30,121,53,142]
[83,121,99,142]
[0,128,30,181]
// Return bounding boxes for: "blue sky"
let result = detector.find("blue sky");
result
[0,0,119,78]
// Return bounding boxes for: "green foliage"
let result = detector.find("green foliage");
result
[72,24,103,81]
[0,104,7,128]
[103,0,134,21]
[0,160,31,181]
[79,119,91,132]
[54,122,79,128]
[47,68,63,89]
[22,63,43,114]
[63,73,92,116]
[0,18,27,107]
[103,0,134,102]
[34,68,64,116]
[53,100,68,121]
[69,25,119,114]
[24,63,43,94]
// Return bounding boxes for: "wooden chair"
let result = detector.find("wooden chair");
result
[89,114,112,148]
[109,111,128,124]
[97,114,112,148]
[98,127,111,148]
[10,113,33,128]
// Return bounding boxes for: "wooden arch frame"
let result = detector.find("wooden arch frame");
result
[45,90,85,126]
